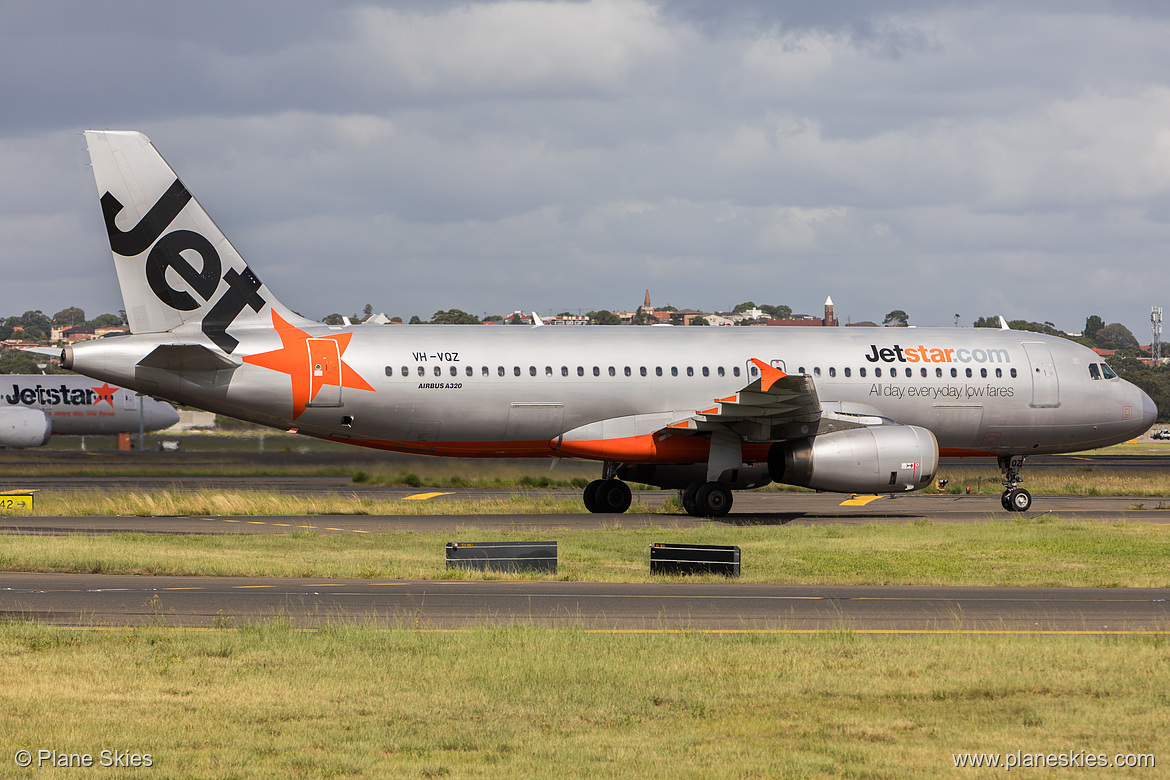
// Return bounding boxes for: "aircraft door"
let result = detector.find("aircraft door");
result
[1022,342,1059,408]
[307,338,343,407]
[123,390,138,411]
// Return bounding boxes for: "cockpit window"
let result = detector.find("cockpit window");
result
[1088,363,1101,380]
[1101,362,1117,379]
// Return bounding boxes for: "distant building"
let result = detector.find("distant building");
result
[767,296,839,328]
[547,314,589,326]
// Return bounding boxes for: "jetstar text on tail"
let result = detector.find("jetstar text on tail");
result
[6,384,99,406]
[864,345,1011,364]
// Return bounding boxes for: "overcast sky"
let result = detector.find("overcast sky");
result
[2,0,1169,336]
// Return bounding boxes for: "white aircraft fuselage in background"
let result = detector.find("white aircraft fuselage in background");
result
[63,131,1157,515]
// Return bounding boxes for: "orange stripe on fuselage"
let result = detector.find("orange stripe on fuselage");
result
[337,435,773,463]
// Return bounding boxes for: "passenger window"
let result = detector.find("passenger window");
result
[609,367,616,377]
[450,366,458,377]
[671,367,678,377]
[686,367,694,377]
[593,366,600,377]
[798,366,806,375]
[418,366,425,376]
[624,367,631,377]
[733,367,740,377]
[640,367,647,377]
[482,366,489,377]
[546,366,553,376]
[562,366,568,376]
[965,368,973,378]
[529,366,536,376]
[980,368,987,378]
[936,367,942,378]
[718,367,725,377]
[920,368,927,378]
[434,366,442,377]
[577,367,584,377]
[514,366,521,377]
[498,366,505,376]
[950,368,958,378]
[995,368,1002,378]
[465,366,473,377]
[814,367,821,377]
[1089,363,1101,380]
[750,366,759,377]
[828,367,836,378]
[844,367,851,378]
[1010,368,1017,378]
[400,366,408,377]
[860,367,866,378]
[702,367,709,377]
[875,368,882,378]
[1102,363,1117,379]
[656,367,663,377]
[385,367,393,377]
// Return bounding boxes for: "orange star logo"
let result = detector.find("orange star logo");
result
[91,382,118,407]
[243,311,374,419]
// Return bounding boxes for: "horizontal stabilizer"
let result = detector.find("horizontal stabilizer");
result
[137,344,239,372]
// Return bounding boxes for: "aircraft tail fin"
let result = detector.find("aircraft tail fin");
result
[84,130,311,354]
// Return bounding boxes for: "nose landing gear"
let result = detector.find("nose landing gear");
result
[998,455,1031,512]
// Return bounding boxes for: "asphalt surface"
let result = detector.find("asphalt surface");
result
[2,573,1166,631]
[2,448,1167,632]
[2,492,1170,536]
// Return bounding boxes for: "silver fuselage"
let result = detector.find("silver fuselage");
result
[66,324,1156,460]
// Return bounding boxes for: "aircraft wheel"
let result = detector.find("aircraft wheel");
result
[583,479,603,513]
[681,485,701,517]
[695,482,733,518]
[1007,488,1032,512]
[596,479,632,514]
[1000,491,1013,511]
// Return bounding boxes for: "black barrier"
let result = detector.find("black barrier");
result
[650,543,740,576]
[446,541,557,573]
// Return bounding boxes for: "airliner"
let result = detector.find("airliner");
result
[61,131,1157,515]
[0,374,179,447]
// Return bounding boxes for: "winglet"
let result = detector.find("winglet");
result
[532,312,544,327]
[750,358,787,393]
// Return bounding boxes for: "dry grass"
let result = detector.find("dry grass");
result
[1,624,1165,778]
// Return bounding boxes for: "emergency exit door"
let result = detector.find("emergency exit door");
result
[307,338,342,407]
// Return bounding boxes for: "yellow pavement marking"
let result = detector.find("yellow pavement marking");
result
[273,523,291,527]
[222,519,240,523]
[232,585,275,589]
[0,489,38,494]
[403,492,455,501]
[246,521,267,525]
[326,527,345,531]
[840,495,884,506]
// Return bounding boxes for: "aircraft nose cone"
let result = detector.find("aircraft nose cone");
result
[1141,389,1158,431]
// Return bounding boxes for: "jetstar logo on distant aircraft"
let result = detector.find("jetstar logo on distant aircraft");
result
[242,311,374,419]
[5,382,119,407]
[864,344,1011,364]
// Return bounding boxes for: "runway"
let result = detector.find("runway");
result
[3,492,1170,536]
[2,573,1167,631]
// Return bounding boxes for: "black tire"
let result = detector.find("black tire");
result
[597,479,632,514]
[695,482,733,518]
[681,485,700,517]
[583,479,603,513]
[1000,491,1012,511]
[1008,488,1032,512]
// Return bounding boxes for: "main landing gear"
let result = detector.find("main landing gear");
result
[681,482,733,518]
[583,478,632,514]
[998,455,1032,512]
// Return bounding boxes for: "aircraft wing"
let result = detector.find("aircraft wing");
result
[663,358,873,442]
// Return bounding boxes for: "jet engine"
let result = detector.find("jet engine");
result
[0,407,52,448]
[768,425,938,494]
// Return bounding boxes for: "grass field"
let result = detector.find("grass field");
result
[2,518,1167,587]
[1,623,1164,778]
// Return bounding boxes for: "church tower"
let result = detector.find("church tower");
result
[824,295,838,327]
[644,289,652,310]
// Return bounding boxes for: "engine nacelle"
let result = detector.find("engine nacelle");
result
[0,407,52,448]
[616,462,771,490]
[768,425,938,494]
